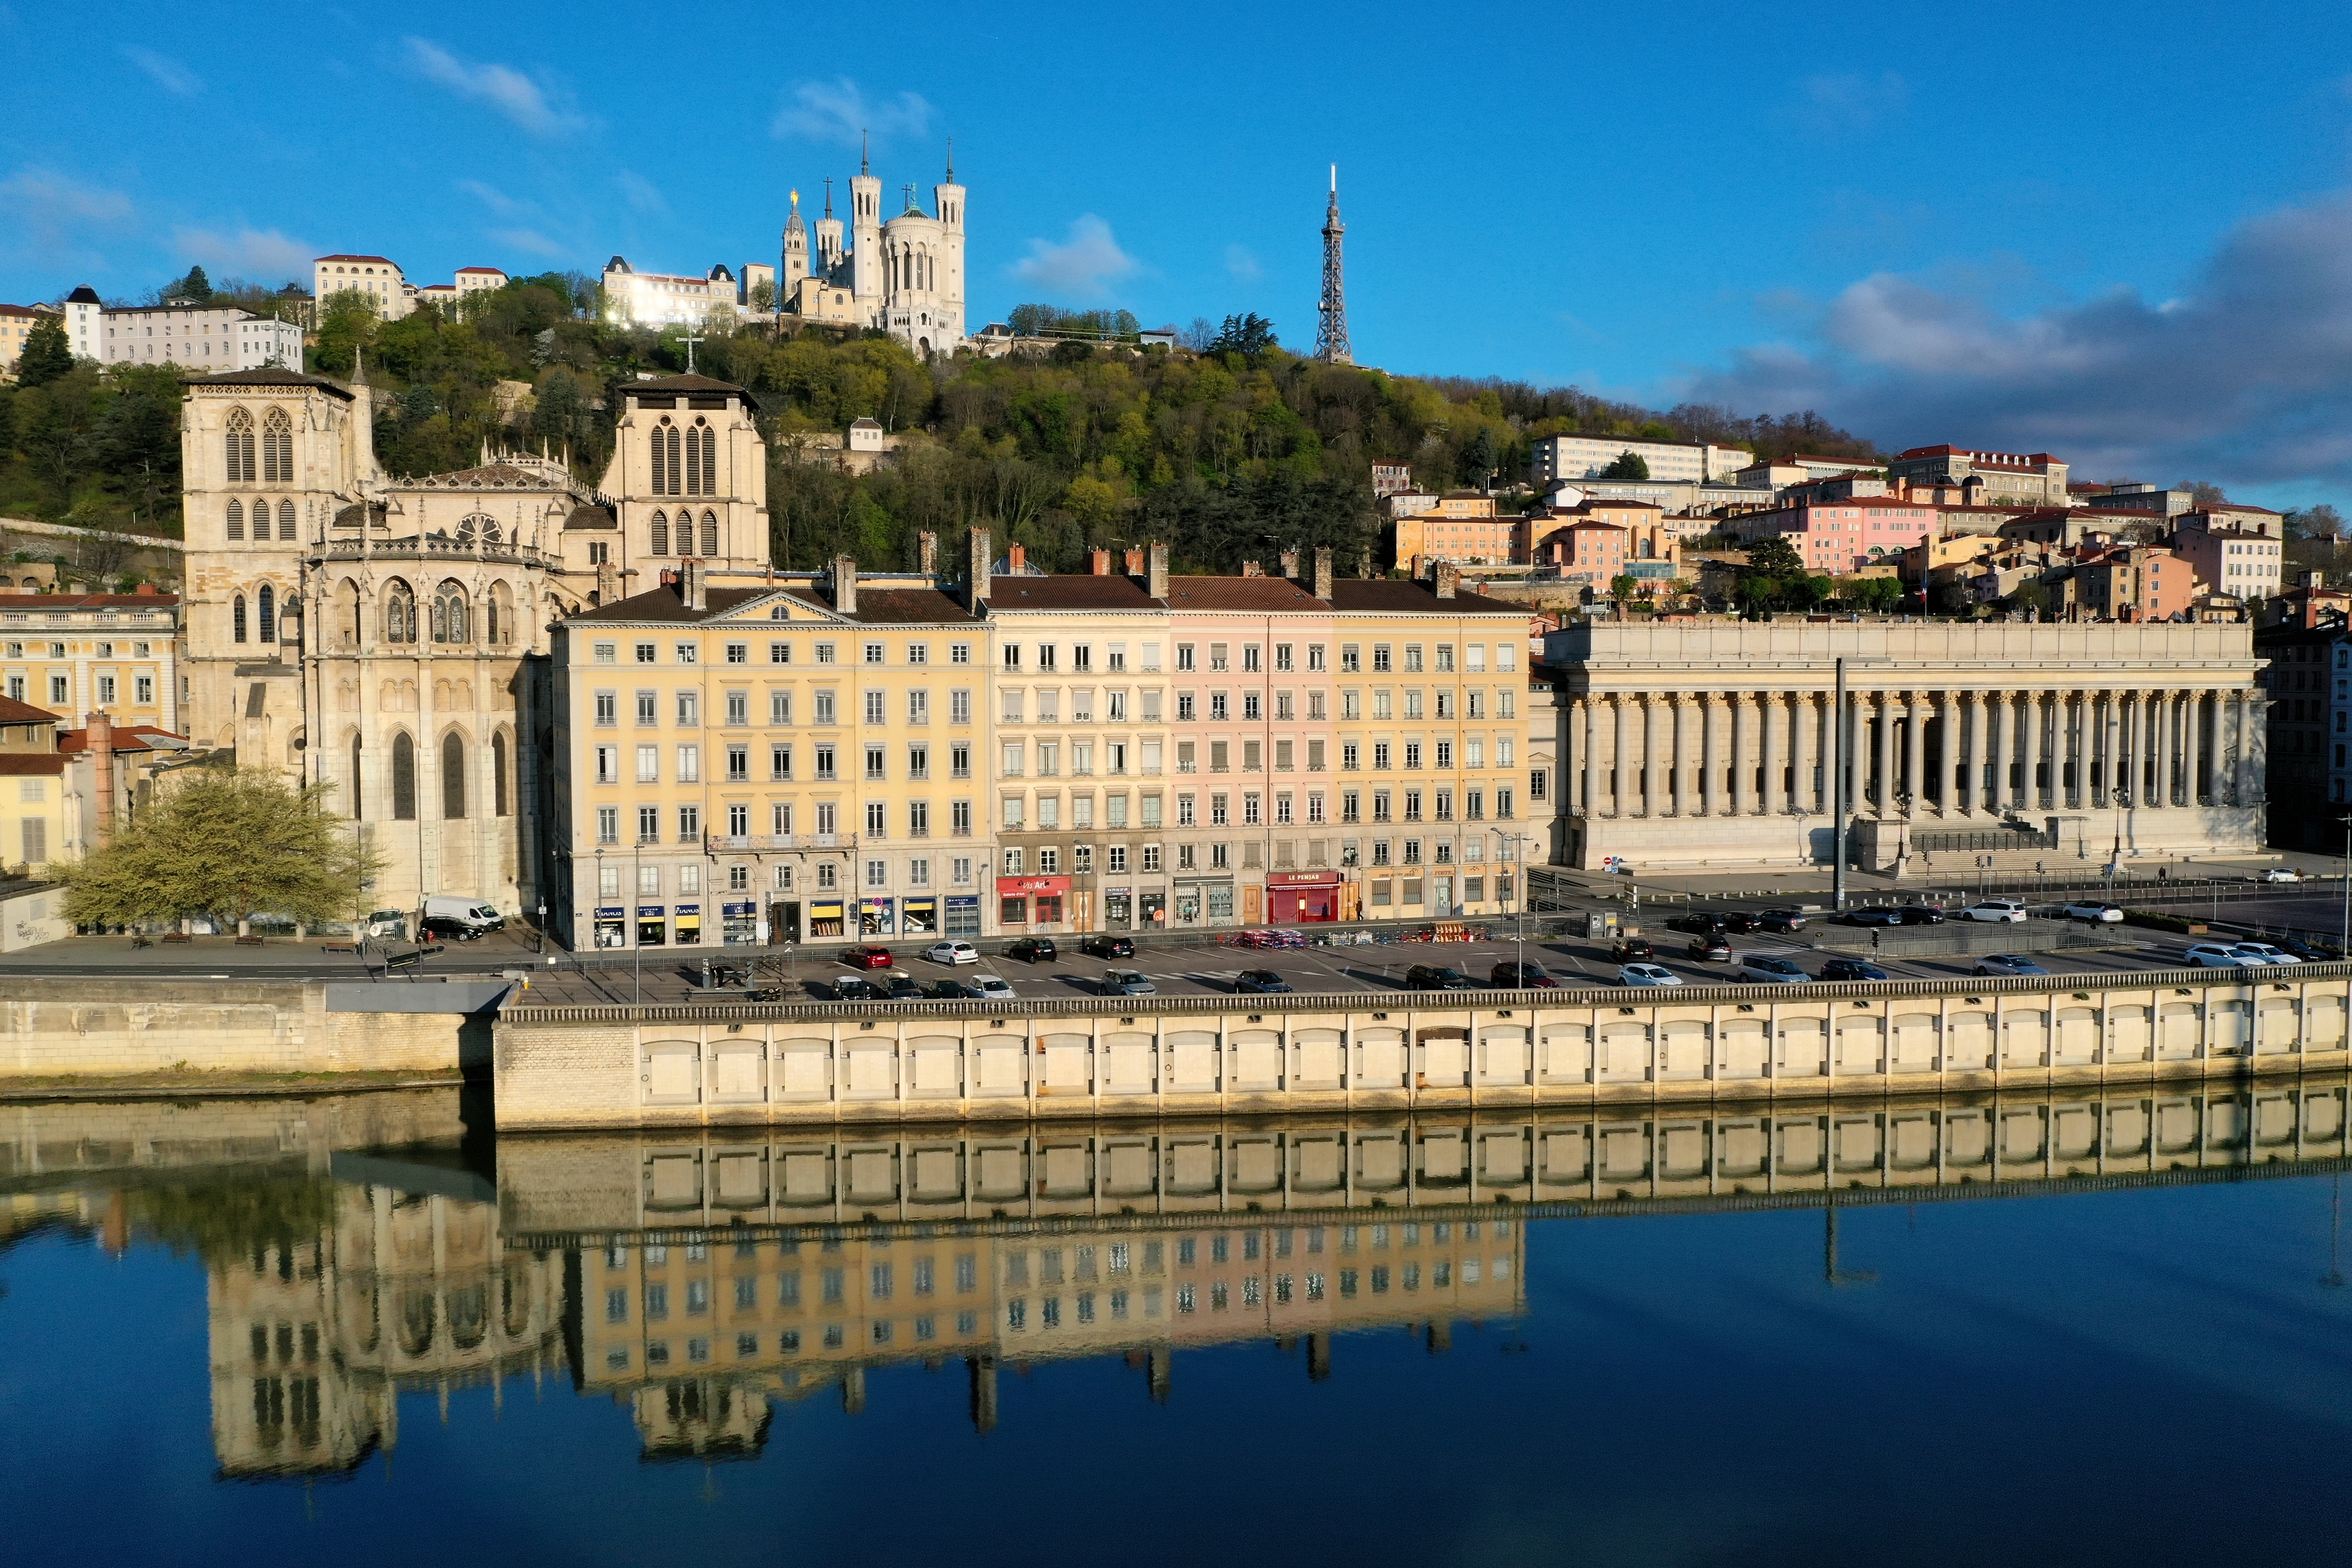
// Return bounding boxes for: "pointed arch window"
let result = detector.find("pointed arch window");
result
[684,418,704,495]
[441,733,467,820]
[232,594,248,644]
[491,732,511,817]
[225,500,244,541]
[650,510,669,556]
[262,407,293,484]
[701,511,719,557]
[224,409,255,483]
[257,584,276,644]
[432,582,468,644]
[486,582,511,646]
[384,582,416,644]
[650,418,668,494]
[391,733,416,820]
[699,424,717,493]
[278,499,296,541]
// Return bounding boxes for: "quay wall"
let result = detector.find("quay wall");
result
[493,965,2352,1131]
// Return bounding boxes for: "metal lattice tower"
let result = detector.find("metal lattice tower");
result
[1316,164,1353,365]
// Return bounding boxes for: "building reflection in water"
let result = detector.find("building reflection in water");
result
[80,1076,2342,1473]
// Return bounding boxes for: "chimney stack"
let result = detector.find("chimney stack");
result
[595,561,619,605]
[1090,547,1111,576]
[1434,561,1460,600]
[87,710,116,846]
[968,527,991,613]
[1124,546,1145,576]
[919,529,938,576]
[1313,546,1334,601]
[1009,542,1027,574]
[681,559,707,612]
[1280,548,1300,579]
[1241,560,1264,578]
[831,555,858,615]
[1147,542,1169,600]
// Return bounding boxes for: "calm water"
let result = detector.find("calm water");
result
[5,1086,2351,1566]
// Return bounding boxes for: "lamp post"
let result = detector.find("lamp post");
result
[536,899,546,957]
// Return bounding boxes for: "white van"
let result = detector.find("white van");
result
[422,895,506,934]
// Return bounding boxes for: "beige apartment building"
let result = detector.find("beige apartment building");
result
[0,589,181,732]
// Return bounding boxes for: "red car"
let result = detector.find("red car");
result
[842,944,894,970]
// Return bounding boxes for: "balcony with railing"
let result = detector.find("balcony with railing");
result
[322,533,549,568]
[703,832,856,854]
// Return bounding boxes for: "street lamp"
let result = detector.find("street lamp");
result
[536,899,547,957]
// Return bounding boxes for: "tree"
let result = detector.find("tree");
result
[62,767,383,933]
[166,264,212,302]
[2285,503,2345,541]
[1460,427,1498,491]
[1742,535,1804,577]
[1930,579,1973,616]
[14,316,73,387]
[1205,312,1277,358]
[1600,450,1650,481]
[311,289,381,375]
[747,278,778,312]
[2182,479,2226,508]
[1608,573,1641,604]
[2007,579,2051,616]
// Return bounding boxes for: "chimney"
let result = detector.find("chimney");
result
[1313,546,1334,601]
[1280,548,1300,579]
[831,554,858,615]
[595,561,619,604]
[1124,547,1144,576]
[1241,560,1264,578]
[680,560,707,612]
[1008,542,1026,574]
[88,710,116,846]
[968,526,991,613]
[1434,561,1460,600]
[1147,542,1169,600]
[919,529,938,576]
[1090,547,1111,575]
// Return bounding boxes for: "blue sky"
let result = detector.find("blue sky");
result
[6,0,2352,508]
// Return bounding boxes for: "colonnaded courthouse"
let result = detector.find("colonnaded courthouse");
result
[1544,621,2268,873]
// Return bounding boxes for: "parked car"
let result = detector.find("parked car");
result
[1838,908,1904,928]
[1687,934,1736,963]
[1718,911,1764,934]
[363,909,410,941]
[1758,908,1809,934]
[2270,937,2336,962]
[1405,965,1476,991]
[1101,969,1156,996]
[1489,961,1558,988]
[887,974,926,1000]
[1234,968,1292,993]
[1666,913,1727,935]
[2061,902,2126,923]
[1975,953,2051,977]
[1893,905,1947,926]
[922,979,968,1000]
[1617,962,1683,987]
[843,944,896,969]
[1960,901,2030,924]
[419,915,483,943]
[1609,938,1655,962]
[2185,943,2266,968]
[830,976,885,1001]
[964,974,1017,1000]
[2256,867,2303,883]
[925,940,980,966]
[423,894,506,934]
[2232,941,2298,966]
[1741,956,1810,984]
[1005,937,1059,964]
[1819,958,1892,981]
[1081,933,1136,959]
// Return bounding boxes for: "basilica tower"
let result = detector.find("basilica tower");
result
[849,135,883,322]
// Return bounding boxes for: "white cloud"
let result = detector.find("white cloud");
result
[1012,215,1138,299]
[1682,187,2352,491]
[1225,244,1261,282]
[490,227,566,258]
[459,179,525,217]
[403,38,583,138]
[1790,71,1910,136]
[771,77,932,145]
[125,46,201,96]
[616,170,668,216]
[172,226,313,280]
[0,166,133,261]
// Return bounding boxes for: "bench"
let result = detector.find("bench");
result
[319,942,360,955]
[234,934,265,946]
[159,931,192,944]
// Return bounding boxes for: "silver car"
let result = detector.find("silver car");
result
[2183,943,2263,969]
[1740,956,1810,984]
[2061,902,2125,923]
[1617,963,1682,987]
[1102,969,1156,996]
[964,974,1017,1000]
[2232,942,2297,966]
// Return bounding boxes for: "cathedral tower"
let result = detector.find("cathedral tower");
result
[815,181,844,276]
[781,189,809,301]
[932,144,967,346]
[849,134,884,322]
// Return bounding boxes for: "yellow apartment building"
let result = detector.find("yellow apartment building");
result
[0,589,183,734]
[551,558,990,951]
[983,539,1174,934]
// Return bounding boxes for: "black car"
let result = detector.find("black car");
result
[887,974,926,1000]
[922,979,969,1000]
[1081,933,1135,959]
[1235,968,1292,994]
[2271,937,2337,962]
[1609,938,1655,962]
[1005,937,1059,963]
[1758,908,1808,933]
[1838,908,1904,927]
[1686,934,1735,962]
[420,916,483,943]
[1490,961,1557,988]
[1666,913,1728,935]
[1819,957,1892,981]
[830,977,884,1001]
[1892,906,1946,926]
[1404,965,1476,991]
[1718,911,1764,934]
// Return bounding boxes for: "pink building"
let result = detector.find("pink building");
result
[1730,500,1943,574]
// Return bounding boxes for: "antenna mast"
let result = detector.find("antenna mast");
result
[1316,163,1353,365]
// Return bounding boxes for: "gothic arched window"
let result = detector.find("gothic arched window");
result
[701,511,718,557]
[224,409,255,483]
[698,424,716,493]
[257,583,276,644]
[441,732,466,820]
[278,499,296,541]
[225,500,244,541]
[486,583,510,646]
[384,582,416,644]
[262,407,293,484]
[491,731,511,817]
[650,418,670,495]
[391,733,416,820]
[432,582,467,644]
[684,418,704,496]
[232,594,248,644]
[650,510,669,556]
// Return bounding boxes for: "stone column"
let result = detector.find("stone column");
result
[1641,694,1662,818]
[1699,693,1723,817]
[1667,693,1694,815]
[1574,696,1593,816]
[1791,692,1814,814]
[1903,692,1926,817]
[1938,691,1960,814]
[2062,691,2083,808]
[2242,689,2266,805]
[1727,693,1750,816]
[1868,691,1893,815]
[2152,688,2175,808]
[1986,692,2011,814]
[1841,690,1864,820]
[1610,694,1629,816]
[1761,692,1784,815]
[2197,689,2219,807]
[2021,691,2044,813]
[2092,690,2113,808]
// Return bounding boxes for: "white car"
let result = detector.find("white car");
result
[964,974,1017,1000]
[2233,942,2297,966]
[1960,900,2029,923]
[1617,963,1683,987]
[2061,902,2125,923]
[2184,943,2264,968]
[2255,867,2302,883]
[926,940,980,965]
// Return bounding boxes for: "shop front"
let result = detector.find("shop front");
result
[808,900,846,939]
[1173,878,1233,926]
[593,906,626,949]
[1267,871,1342,923]
[902,897,938,936]
[995,875,1072,929]
[674,904,702,945]
[945,895,981,937]
[859,897,894,937]
[1139,889,1167,927]
[767,900,802,944]
[1103,887,1132,929]
[722,901,759,945]
[635,905,667,946]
